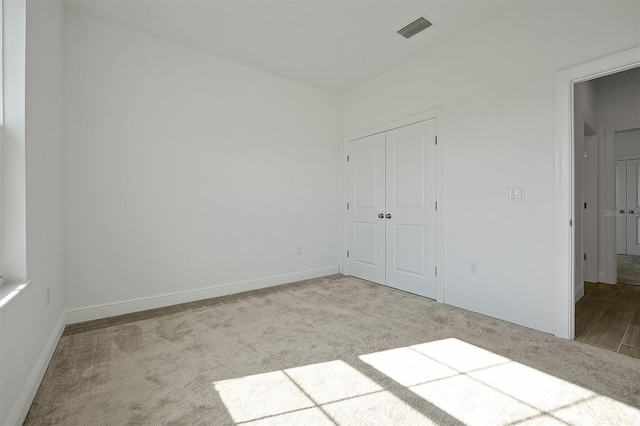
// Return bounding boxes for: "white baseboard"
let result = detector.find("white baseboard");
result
[598,271,616,284]
[66,266,340,324]
[7,313,65,425]
[575,283,584,303]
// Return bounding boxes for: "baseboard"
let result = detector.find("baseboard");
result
[6,313,65,425]
[66,266,340,324]
[575,283,584,303]
[598,271,616,284]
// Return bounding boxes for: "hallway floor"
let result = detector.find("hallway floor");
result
[617,254,640,286]
[575,282,640,359]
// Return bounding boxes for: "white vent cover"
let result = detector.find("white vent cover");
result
[397,17,433,39]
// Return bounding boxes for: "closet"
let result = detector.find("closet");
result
[345,118,438,298]
[617,158,640,255]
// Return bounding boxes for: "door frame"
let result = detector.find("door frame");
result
[580,114,598,288]
[555,47,640,339]
[342,107,445,303]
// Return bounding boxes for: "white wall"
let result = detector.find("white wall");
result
[2,0,27,284]
[64,11,341,313]
[597,67,640,129]
[341,0,640,333]
[0,0,66,424]
[616,128,640,158]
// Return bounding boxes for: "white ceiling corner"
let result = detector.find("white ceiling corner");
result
[63,0,522,94]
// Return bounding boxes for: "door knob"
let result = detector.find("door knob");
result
[378,213,384,218]
[629,210,636,216]
[619,210,626,215]
[385,213,392,219]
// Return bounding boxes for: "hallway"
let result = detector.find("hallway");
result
[575,282,640,359]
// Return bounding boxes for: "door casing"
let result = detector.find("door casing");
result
[555,47,640,340]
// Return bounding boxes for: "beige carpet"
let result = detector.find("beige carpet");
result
[26,275,640,425]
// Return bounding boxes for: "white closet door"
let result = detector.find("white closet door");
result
[346,133,386,284]
[385,119,437,298]
[617,160,628,255]
[626,159,640,256]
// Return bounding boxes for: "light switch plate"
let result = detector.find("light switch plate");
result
[508,187,525,203]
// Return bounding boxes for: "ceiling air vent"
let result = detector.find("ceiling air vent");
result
[397,17,433,39]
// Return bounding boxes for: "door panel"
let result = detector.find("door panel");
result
[355,143,379,208]
[394,224,426,275]
[627,159,640,256]
[346,133,386,284]
[354,223,379,265]
[617,160,627,255]
[385,119,437,298]
[395,135,426,207]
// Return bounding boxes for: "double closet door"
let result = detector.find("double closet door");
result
[345,119,437,298]
[617,158,640,256]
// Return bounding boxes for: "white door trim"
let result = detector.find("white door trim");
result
[343,107,445,303]
[555,47,640,339]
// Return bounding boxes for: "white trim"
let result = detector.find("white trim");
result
[66,266,339,324]
[346,107,444,142]
[342,106,445,303]
[6,313,65,426]
[555,47,640,340]
[617,154,640,161]
[0,279,29,308]
[435,109,445,303]
[575,284,584,305]
[342,138,350,277]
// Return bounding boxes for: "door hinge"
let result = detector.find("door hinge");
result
[346,155,350,162]
[435,201,438,211]
[570,219,572,227]
[347,202,350,210]
[584,202,587,209]
[584,253,587,261]
[435,267,438,276]
[347,250,350,258]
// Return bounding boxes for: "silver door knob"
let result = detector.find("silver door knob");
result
[385,213,392,219]
[629,210,636,215]
[619,210,626,215]
[378,213,384,218]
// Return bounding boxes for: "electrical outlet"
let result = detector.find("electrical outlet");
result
[508,187,525,203]
[469,261,479,274]
[296,245,303,255]
[46,286,50,305]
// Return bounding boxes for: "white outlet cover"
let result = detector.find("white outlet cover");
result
[508,187,525,203]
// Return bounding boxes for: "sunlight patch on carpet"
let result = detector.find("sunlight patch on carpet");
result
[213,359,431,425]
[213,338,640,425]
[361,338,640,426]
[213,371,314,423]
[285,360,382,404]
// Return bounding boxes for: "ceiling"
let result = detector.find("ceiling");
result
[64,0,522,94]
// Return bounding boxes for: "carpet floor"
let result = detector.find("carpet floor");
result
[26,275,640,425]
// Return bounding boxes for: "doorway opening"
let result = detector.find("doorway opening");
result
[555,47,640,345]
[615,127,640,287]
[570,65,640,358]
